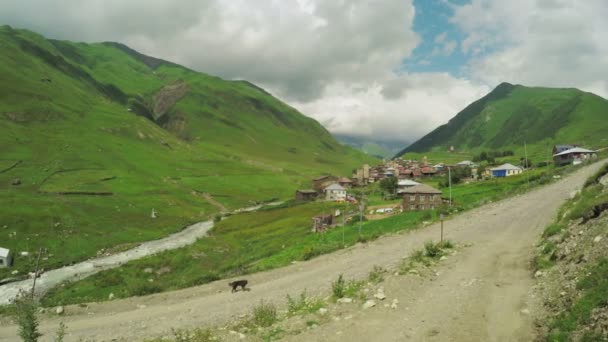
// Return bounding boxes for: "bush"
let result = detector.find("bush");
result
[332,274,346,298]
[438,240,454,249]
[286,290,324,316]
[213,214,222,223]
[12,294,42,342]
[410,249,426,263]
[252,300,278,327]
[424,241,443,258]
[368,265,386,284]
[286,290,308,316]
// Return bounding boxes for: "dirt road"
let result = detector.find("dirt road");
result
[0,163,603,341]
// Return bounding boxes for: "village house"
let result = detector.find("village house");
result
[553,144,577,155]
[312,214,334,232]
[0,247,12,268]
[324,183,347,201]
[312,175,338,193]
[456,160,476,168]
[490,163,523,177]
[338,177,354,189]
[397,179,420,194]
[352,164,371,186]
[295,189,318,202]
[553,147,597,166]
[401,184,443,211]
[421,166,437,176]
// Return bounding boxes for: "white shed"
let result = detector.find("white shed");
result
[0,247,12,268]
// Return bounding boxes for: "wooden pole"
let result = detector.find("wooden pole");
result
[31,247,43,299]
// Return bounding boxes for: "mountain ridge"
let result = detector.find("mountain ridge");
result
[396,82,608,159]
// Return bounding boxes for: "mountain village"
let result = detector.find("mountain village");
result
[297,144,598,233]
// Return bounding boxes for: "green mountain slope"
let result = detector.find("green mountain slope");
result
[0,26,374,275]
[335,134,408,159]
[397,82,608,160]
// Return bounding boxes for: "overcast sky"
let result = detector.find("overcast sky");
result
[1,0,607,142]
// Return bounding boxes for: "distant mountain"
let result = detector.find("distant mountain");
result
[396,82,608,159]
[335,134,410,159]
[0,26,375,276]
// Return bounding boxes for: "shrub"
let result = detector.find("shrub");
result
[332,274,346,298]
[424,241,443,258]
[438,240,454,249]
[410,249,426,264]
[398,259,415,274]
[286,290,308,316]
[54,322,66,342]
[368,265,386,284]
[252,300,278,327]
[213,214,222,223]
[12,294,42,342]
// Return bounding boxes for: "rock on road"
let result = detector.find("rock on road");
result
[0,163,604,341]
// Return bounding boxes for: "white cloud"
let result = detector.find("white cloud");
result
[296,74,489,141]
[452,0,608,97]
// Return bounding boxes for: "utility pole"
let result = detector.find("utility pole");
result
[342,202,346,247]
[448,167,452,206]
[524,141,530,186]
[440,214,445,243]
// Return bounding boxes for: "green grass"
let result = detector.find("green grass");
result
[39,160,585,306]
[0,25,375,280]
[547,259,608,341]
[399,82,608,159]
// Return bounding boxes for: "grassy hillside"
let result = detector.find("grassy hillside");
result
[397,82,608,162]
[335,134,408,159]
[0,26,374,278]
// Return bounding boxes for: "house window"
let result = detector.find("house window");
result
[410,205,415,210]
[410,195,415,201]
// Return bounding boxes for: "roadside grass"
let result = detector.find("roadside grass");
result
[534,162,608,340]
[399,240,454,274]
[368,265,386,284]
[547,259,608,341]
[39,161,592,306]
[286,290,325,317]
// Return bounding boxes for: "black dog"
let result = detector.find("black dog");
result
[229,279,248,292]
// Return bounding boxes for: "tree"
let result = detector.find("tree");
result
[379,176,398,199]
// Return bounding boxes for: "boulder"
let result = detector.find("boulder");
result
[337,297,353,304]
[374,292,386,300]
[362,300,376,309]
[55,306,64,315]
[11,178,21,186]
[594,235,603,244]
[318,308,328,315]
[108,293,115,300]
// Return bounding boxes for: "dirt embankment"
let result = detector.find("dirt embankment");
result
[532,183,608,340]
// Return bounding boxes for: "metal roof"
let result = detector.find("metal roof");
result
[398,179,420,186]
[399,184,442,195]
[553,147,596,157]
[490,163,522,171]
[325,183,346,191]
[0,247,10,258]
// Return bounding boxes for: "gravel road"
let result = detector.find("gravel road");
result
[0,164,603,341]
